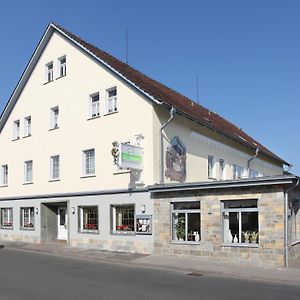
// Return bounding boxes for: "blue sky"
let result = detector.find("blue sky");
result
[0,0,299,174]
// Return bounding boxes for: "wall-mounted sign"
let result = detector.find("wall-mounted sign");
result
[119,143,143,170]
[165,136,186,182]
[136,215,152,235]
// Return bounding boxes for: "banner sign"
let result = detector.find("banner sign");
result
[119,143,143,170]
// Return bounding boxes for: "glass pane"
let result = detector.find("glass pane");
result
[241,212,258,243]
[60,210,65,226]
[224,200,257,209]
[187,213,200,242]
[173,202,200,210]
[115,205,134,232]
[83,207,98,230]
[172,213,185,241]
[223,212,239,243]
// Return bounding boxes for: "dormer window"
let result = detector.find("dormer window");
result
[106,87,117,114]
[45,62,53,83]
[89,93,100,118]
[58,55,66,77]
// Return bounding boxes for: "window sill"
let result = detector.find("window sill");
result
[20,227,35,231]
[110,231,135,236]
[1,227,13,230]
[113,169,131,175]
[12,137,20,141]
[23,182,33,185]
[87,115,101,121]
[49,178,60,182]
[104,111,118,117]
[43,80,53,85]
[221,243,259,248]
[170,241,201,245]
[0,185,8,188]
[56,74,66,80]
[80,174,96,179]
[78,230,99,235]
[49,126,60,131]
[23,134,32,139]
[208,176,217,180]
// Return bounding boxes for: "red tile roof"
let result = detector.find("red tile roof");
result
[53,23,288,165]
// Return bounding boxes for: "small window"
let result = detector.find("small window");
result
[24,160,33,183]
[208,155,216,178]
[106,87,117,114]
[219,159,225,180]
[24,116,31,137]
[111,205,135,234]
[58,56,66,77]
[20,207,35,229]
[232,164,244,179]
[50,106,59,129]
[1,208,13,229]
[222,199,258,245]
[79,206,98,233]
[171,201,201,243]
[290,199,299,243]
[0,165,8,186]
[45,61,53,82]
[249,169,258,178]
[82,149,95,176]
[50,155,60,180]
[13,120,20,140]
[89,93,100,118]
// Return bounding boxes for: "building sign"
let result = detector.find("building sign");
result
[119,143,143,170]
[165,136,186,182]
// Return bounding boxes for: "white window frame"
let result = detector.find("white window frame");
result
[78,206,99,233]
[50,155,60,180]
[82,149,95,176]
[106,87,117,114]
[57,55,66,78]
[24,116,31,137]
[24,160,33,184]
[50,106,59,129]
[13,120,20,140]
[45,61,53,83]
[1,207,13,229]
[232,164,245,179]
[221,200,259,246]
[0,164,8,186]
[89,93,100,118]
[111,204,135,234]
[208,155,216,179]
[171,201,201,243]
[219,159,226,180]
[20,207,35,230]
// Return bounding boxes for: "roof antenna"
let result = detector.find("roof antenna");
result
[196,75,199,104]
[125,28,129,64]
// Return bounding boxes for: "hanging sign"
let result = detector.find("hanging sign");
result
[119,143,143,170]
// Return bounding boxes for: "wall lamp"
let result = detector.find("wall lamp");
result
[35,207,39,215]
[71,207,76,215]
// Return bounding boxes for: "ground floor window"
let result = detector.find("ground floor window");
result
[1,207,13,229]
[171,201,201,243]
[222,199,258,245]
[290,199,299,243]
[20,207,35,229]
[111,205,135,234]
[79,206,98,233]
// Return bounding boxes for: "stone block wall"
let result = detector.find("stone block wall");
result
[153,187,286,268]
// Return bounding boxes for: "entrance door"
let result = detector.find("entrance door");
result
[57,207,68,241]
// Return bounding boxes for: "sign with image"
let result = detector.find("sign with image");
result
[119,143,143,170]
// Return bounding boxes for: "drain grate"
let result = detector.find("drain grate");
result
[186,272,203,277]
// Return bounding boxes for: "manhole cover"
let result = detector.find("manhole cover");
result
[186,272,203,277]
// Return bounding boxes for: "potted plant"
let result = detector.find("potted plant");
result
[242,231,251,243]
[175,216,185,241]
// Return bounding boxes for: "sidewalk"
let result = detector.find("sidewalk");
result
[1,240,300,286]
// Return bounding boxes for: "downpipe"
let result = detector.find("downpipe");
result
[160,107,176,184]
[284,179,299,267]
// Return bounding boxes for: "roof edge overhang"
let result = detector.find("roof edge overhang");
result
[149,175,299,193]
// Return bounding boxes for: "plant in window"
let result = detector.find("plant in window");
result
[242,231,251,243]
[250,231,259,244]
[175,216,186,240]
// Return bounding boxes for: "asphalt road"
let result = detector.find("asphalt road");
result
[0,248,299,300]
